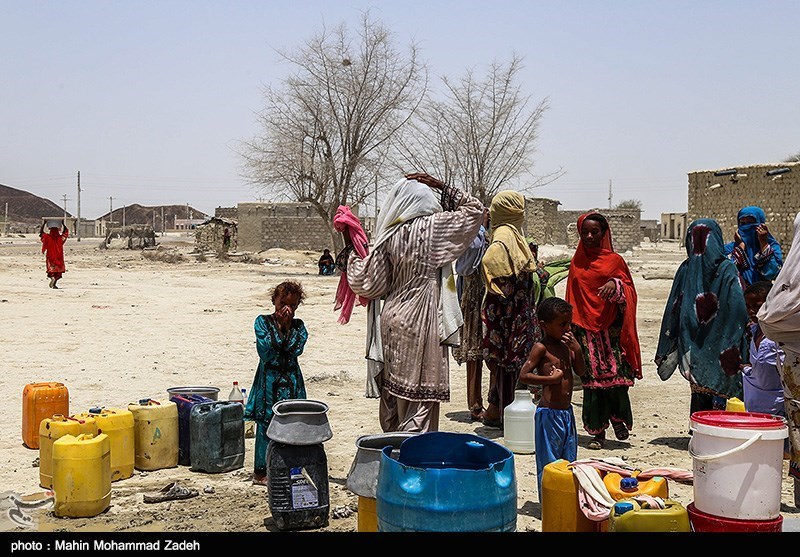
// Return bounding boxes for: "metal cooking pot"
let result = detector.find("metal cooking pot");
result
[266,399,332,445]
[345,432,419,498]
[166,386,220,401]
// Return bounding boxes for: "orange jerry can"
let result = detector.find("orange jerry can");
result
[603,472,669,501]
[22,382,69,449]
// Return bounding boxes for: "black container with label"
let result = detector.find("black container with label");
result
[266,441,330,530]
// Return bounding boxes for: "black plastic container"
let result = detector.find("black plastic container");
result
[189,400,245,473]
[170,394,213,466]
[267,441,330,530]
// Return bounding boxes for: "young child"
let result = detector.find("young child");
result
[518,296,586,497]
[244,280,308,485]
[742,281,787,453]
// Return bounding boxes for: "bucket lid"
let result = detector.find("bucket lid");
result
[691,410,787,430]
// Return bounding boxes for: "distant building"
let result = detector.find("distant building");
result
[661,212,687,244]
[641,219,660,242]
[688,162,799,249]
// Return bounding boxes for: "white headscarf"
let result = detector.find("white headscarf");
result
[364,178,462,397]
[758,211,800,355]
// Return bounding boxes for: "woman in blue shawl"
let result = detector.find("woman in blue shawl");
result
[724,206,783,288]
[655,219,749,419]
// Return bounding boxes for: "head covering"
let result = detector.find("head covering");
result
[655,218,748,398]
[332,205,370,324]
[481,190,534,296]
[372,178,442,249]
[565,212,641,374]
[758,211,800,355]
[725,206,782,285]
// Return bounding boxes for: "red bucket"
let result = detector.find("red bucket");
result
[687,503,782,532]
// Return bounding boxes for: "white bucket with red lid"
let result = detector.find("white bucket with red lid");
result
[689,410,788,520]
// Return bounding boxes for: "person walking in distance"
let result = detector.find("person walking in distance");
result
[39,219,69,289]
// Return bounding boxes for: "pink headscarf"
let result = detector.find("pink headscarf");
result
[332,206,369,324]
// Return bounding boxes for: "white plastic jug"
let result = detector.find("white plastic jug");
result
[502,389,536,454]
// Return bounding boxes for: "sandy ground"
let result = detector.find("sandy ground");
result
[1,233,798,534]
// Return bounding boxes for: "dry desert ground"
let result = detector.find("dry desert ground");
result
[1,233,798,534]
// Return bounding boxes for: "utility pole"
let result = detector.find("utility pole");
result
[109,196,114,224]
[122,204,126,228]
[608,179,613,209]
[61,194,69,220]
[161,206,165,236]
[4,202,7,236]
[76,171,81,242]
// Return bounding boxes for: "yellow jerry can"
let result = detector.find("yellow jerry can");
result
[39,414,98,489]
[52,433,111,518]
[609,498,691,532]
[74,408,135,481]
[128,399,179,471]
[540,459,608,532]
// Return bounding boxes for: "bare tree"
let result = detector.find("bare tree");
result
[396,54,560,205]
[238,12,427,250]
[784,151,800,163]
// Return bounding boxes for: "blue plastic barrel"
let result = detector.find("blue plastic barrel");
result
[376,432,517,532]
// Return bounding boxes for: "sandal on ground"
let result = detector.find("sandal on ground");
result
[143,482,199,503]
[469,406,485,423]
[587,433,605,450]
[612,421,630,441]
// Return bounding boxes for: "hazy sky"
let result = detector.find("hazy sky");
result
[2,0,798,221]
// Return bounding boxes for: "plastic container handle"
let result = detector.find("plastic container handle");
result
[688,431,762,461]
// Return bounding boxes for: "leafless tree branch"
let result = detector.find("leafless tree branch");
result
[236,11,427,250]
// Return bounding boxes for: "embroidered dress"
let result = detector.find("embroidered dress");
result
[244,314,308,475]
[565,212,642,439]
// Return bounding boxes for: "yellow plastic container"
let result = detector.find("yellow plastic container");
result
[75,408,135,482]
[609,498,691,532]
[39,414,98,489]
[128,399,179,471]
[726,397,746,412]
[540,459,608,532]
[52,433,111,518]
[603,472,669,501]
[357,496,378,532]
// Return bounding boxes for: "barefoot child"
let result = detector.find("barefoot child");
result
[518,296,586,497]
[244,280,308,485]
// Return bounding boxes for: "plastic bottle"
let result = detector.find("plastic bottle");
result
[228,381,244,403]
[241,388,247,405]
[502,389,536,454]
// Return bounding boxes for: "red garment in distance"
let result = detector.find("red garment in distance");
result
[41,227,69,275]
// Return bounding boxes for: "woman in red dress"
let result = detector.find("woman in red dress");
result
[39,221,69,288]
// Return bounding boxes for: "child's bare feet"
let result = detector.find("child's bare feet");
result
[252,473,268,486]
